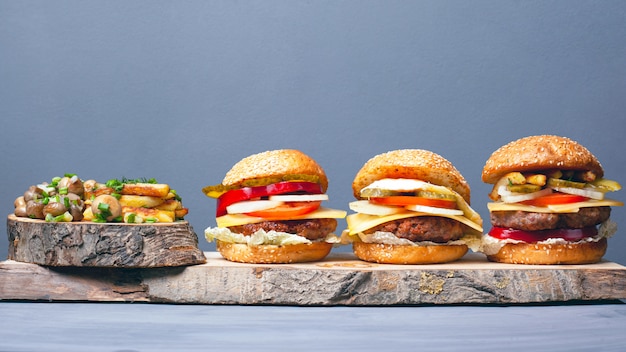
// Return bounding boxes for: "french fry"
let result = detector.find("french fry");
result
[83,180,113,202]
[154,199,182,211]
[525,174,547,186]
[82,207,94,221]
[175,208,189,219]
[122,206,175,223]
[505,172,526,185]
[121,183,170,198]
[118,195,165,208]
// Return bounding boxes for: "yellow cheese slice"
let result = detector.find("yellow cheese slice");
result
[487,198,623,213]
[216,207,347,228]
[346,211,483,236]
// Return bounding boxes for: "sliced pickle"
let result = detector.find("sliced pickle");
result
[416,190,456,200]
[547,178,586,189]
[590,178,622,192]
[360,188,399,198]
[507,184,541,193]
[203,174,321,198]
[240,174,320,187]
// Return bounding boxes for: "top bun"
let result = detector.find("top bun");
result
[352,149,471,203]
[482,135,603,184]
[222,149,329,192]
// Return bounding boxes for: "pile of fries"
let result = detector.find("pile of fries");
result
[82,178,189,223]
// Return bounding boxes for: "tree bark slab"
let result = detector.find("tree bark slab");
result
[1,252,625,305]
[7,214,206,268]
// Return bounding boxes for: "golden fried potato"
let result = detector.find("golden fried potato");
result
[154,199,183,211]
[121,183,170,198]
[118,195,165,208]
[122,206,175,223]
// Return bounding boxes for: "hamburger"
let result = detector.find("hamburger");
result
[202,149,347,263]
[342,149,483,264]
[480,135,622,264]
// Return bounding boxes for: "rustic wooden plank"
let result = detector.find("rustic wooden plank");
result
[0,260,151,302]
[1,252,625,305]
[7,214,206,268]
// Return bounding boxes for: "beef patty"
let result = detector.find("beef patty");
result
[363,216,464,243]
[228,218,338,241]
[490,206,611,231]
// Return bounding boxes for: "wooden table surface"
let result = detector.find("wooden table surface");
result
[1,301,625,351]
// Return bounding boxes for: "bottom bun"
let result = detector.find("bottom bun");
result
[486,238,607,265]
[216,240,332,264]
[352,242,468,264]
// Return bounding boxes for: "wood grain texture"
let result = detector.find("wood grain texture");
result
[1,252,625,305]
[7,214,206,268]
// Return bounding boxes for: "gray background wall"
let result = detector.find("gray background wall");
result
[2,1,625,264]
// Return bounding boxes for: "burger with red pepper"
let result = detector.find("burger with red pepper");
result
[480,135,622,264]
[343,149,483,264]
[203,149,346,263]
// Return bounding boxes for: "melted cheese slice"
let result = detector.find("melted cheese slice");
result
[346,211,483,236]
[216,207,347,228]
[487,198,623,213]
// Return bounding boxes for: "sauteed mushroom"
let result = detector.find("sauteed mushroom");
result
[91,194,122,222]
[25,200,44,219]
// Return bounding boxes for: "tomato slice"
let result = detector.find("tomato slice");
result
[519,193,588,207]
[370,196,457,209]
[488,226,598,243]
[245,201,322,220]
[216,182,322,216]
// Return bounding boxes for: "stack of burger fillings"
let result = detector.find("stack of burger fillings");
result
[343,149,483,264]
[203,149,347,263]
[481,135,622,264]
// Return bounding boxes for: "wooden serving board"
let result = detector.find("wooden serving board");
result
[7,214,206,268]
[1,252,624,305]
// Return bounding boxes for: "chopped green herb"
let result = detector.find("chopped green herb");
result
[54,212,71,222]
[51,176,61,186]
[170,189,182,201]
[98,202,110,212]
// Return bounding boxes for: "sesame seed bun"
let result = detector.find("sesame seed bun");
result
[223,149,329,192]
[352,242,468,264]
[486,238,607,265]
[481,135,612,265]
[352,149,471,203]
[348,149,476,265]
[216,240,333,264]
[482,135,603,184]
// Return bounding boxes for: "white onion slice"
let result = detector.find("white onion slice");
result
[349,200,404,216]
[405,204,464,216]
[226,200,283,214]
[497,185,514,197]
[499,188,553,203]
[551,186,605,200]
[268,194,328,202]
[37,184,55,194]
